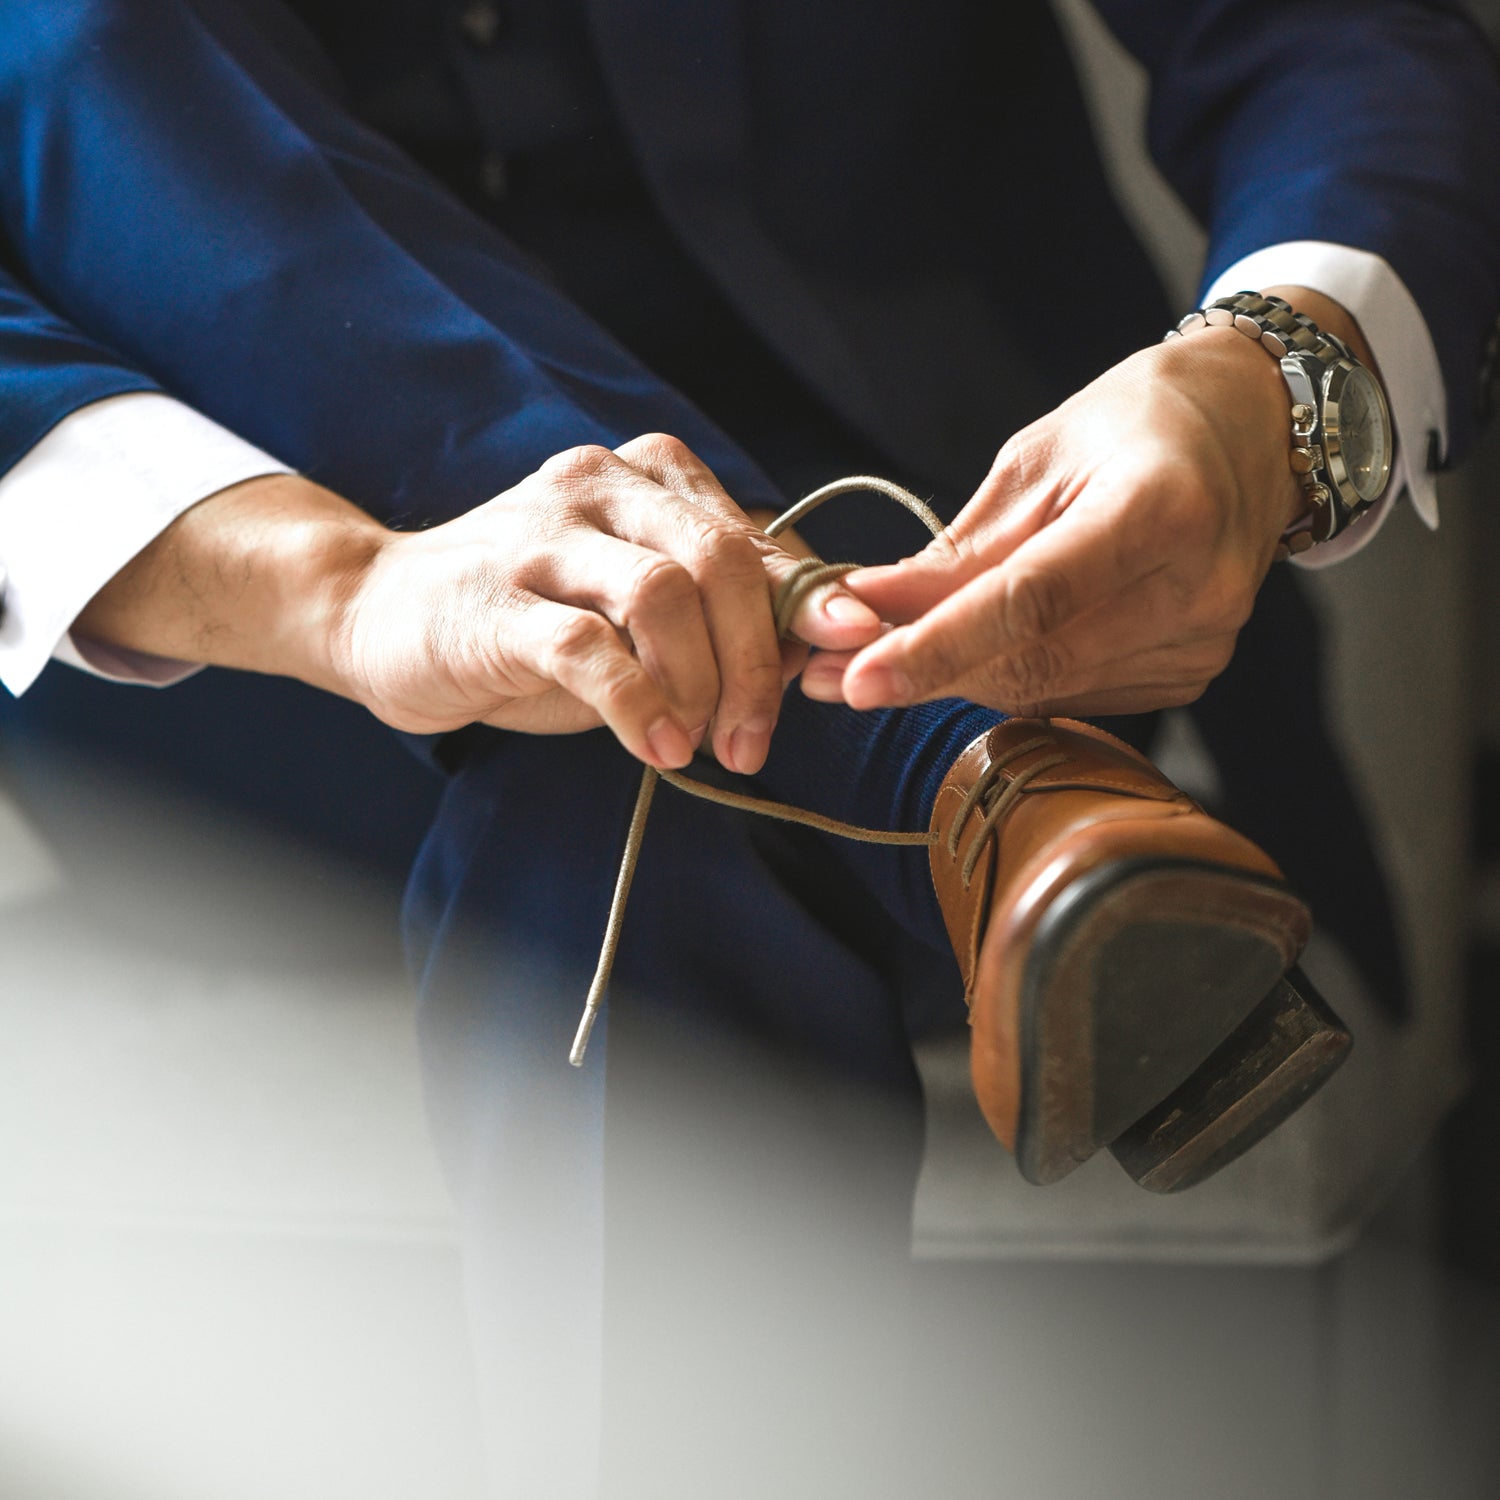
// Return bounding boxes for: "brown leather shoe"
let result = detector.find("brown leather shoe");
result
[930,717,1321,1187]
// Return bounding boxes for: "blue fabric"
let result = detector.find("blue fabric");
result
[4,0,1499,488]
[1096,0,1500,456]
[0,263,159,474]
[0,0,781,524]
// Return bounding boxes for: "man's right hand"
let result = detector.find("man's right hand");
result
[75,434,881,775]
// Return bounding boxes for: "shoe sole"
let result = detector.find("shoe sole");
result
[1108,965,1351,1192]
[1013,856,1311,1187]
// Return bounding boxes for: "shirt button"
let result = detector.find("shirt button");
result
[457,0,506,51]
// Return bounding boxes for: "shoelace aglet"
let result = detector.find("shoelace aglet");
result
[569,990,603,1067]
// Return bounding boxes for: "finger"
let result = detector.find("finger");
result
[818,617,1235,715]
[799,648,856,703]
[537,440,782,770]
[604,437,871,770]
[840,437,1064,622]
[840,484,1167,709]
[615,434,881,653]
[523,529,721,743]
[616,487,787,772]
[860,561,1241,713]
[511,596,697,769]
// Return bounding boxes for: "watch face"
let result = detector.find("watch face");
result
[1332,364,1392,503]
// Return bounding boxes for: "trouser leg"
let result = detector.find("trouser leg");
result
[406,727,950,1498]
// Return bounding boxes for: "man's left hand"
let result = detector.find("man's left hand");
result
[802,298,1342,719]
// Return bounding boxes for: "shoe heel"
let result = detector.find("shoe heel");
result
[1107,966,1352,1193]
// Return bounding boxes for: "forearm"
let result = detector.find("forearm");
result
[72,472,383,701]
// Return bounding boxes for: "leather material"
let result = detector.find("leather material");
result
[928,717,1293,1148]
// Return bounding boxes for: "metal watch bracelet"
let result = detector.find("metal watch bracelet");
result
[1164,291,1363,560]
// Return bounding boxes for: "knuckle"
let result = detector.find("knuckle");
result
[548,610,614,664]
[539,443,614,485]
[920,524,972,572]
[1000,566,1070,640]
[618,431,693,471]
[624,554,696,617]
[692,522,762,582]
[903,632,969,694]
[987,432,1033,489]
[1184,634,1237,687]
[644,431,693,463]
[1220,578,1257,632]
[998,637,1066,703]
[723,655,784,703]
[1009,697,1050,719]
[593,659,647,715]
[1158,681,1207,709]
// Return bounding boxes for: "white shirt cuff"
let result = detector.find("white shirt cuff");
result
[0,392,292,695]
[1204,241,1445,570]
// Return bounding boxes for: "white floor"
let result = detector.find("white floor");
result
[0,754,486,1500]
[1,751,1496,1500]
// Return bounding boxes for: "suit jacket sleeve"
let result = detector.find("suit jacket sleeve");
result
[1095,0,1500,462]
[0,255,160,474]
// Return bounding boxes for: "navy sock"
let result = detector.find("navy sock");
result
[753,690,1007,955]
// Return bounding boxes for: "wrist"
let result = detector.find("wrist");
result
[1155,325,1307,536]
[260,481,390,700]
[74,471,390,693]
[1260,284,1378,377]
[1165,289,1394,553]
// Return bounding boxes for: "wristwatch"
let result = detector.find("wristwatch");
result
[1166,291,1394,554]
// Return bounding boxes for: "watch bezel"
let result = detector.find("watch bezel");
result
[1320,359,1393,507]
[1280,352,1393,529]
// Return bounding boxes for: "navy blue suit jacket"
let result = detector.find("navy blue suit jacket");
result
[0,0,1498,519]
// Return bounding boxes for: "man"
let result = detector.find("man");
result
[1,1,1497,1491]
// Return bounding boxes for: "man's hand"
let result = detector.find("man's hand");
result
[803,287,1368,719]
[75,433,881,774]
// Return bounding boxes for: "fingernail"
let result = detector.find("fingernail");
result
[800,672,844,703]
[853,666,913,706]
[823,593,875,625]
[727,720,773,775]
[646,717,692,768]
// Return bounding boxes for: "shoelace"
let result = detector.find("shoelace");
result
[568,476,1054,1064]
[949,737,1070,889]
